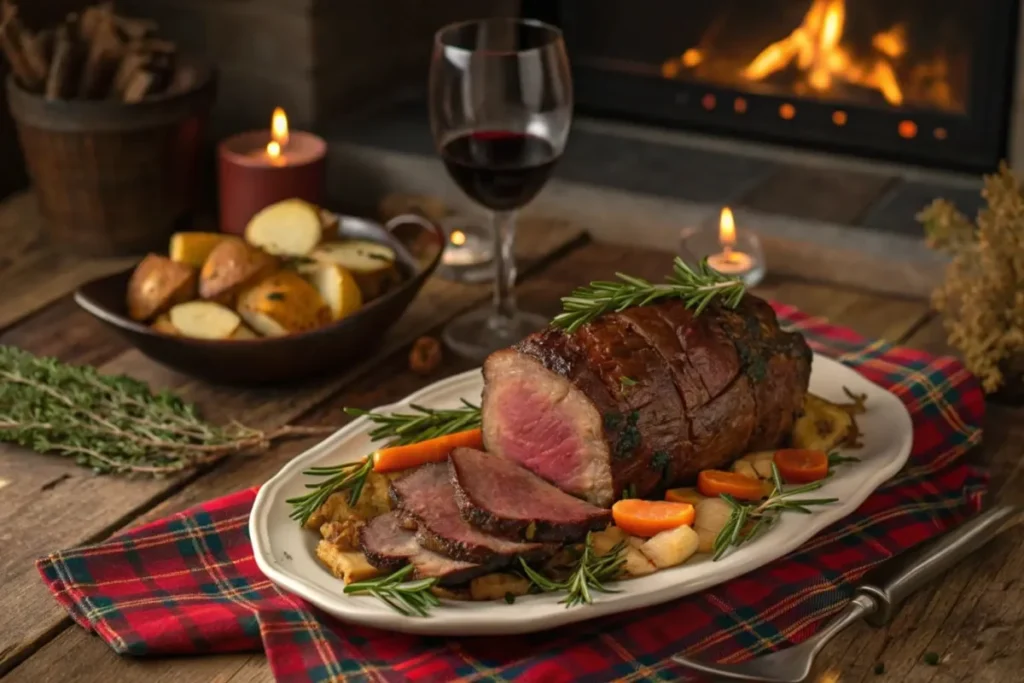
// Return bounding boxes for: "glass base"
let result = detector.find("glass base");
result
[442,308,548,361]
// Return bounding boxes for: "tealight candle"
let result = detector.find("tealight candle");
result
[679,206,765,287]
[436,216,493,283]
[217,107,327,235]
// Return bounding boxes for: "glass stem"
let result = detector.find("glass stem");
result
[491,209,518,324]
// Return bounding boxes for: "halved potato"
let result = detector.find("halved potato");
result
[640,525,699,569]
[126,253,197,322]
[199,238,279,304]
[168,301,242,339]
[311,240,398,300]
[307,263,363,320]
[245,199,323,256]
[151,314,179,335]
[237,270,331,337]
[169,232,231,268]
[231,323,259,339]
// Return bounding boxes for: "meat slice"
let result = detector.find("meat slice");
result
[449,447,611,543]
[482,295,812,506]
[360,512,484,585]
[390,463,548,565]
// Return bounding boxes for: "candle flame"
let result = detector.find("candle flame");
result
[719,207,737,247]
[271,107,289,147]
[266,141,282,159]
[450,230,467,246]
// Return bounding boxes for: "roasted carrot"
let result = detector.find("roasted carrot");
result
[697,469,765,501]
[371,428,483,473]
[612,499,695,537]
[773,448,829,483]
[664,486,706,506]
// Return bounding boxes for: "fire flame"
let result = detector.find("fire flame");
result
[450,229,467,246]
[267,107,289,162]
[742,0,905,106]
[719,207,736,260]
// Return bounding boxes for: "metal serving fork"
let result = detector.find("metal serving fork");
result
[672,504,1022,683]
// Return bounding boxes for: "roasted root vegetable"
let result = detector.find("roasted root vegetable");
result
[371,428,484,473]
[237,271,331,336]
[611,499,695,537]
[245,199,323,257]
[169,232,231,268]
[307,263,363,320]
[697,470,765,501]
[773,449,830,483]
[304,471,392,529]
[315,541,381,584]
[320,519,365,552]
[791,394,855,452]
[590,526,656,578]
[693,497,734,553]
[168,301,242,340]
[312,240,398,300]
[126,254,197,321]
[664,486,706,506]
[150,314,179,335]
[199,238,279,304]
[640,524,699,569]
[469,573,532,601]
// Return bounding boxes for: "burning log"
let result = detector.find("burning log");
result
[0,0,195,103]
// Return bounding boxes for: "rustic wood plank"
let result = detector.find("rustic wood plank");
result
[0,218,585,676]
[0,298,128,367]
[3,241,937,682]
[0,192,137,332]
[738,166,898,225]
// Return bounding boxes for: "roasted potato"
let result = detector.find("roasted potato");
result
[469,573,532,601]
[169,232,231,268]
[311,240,398,300]
[591,526,656,577]
[126,254,197,322]
[640,525,699,569]
[237,271,332,337]
[791,393,855,452]
[245,199,323,257]
[199,238,279,304]
[315,541,381,584]
[168,301,243,340]
[307,263,363,320]
[733,451,776,480]
[694,497,733,553]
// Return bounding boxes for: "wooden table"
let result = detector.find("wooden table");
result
[0,193,1021,683]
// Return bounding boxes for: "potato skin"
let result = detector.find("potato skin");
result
[126,254,197,322]
[199,239,279,304]
[237,271,332,335]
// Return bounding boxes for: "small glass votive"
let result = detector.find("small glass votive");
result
[435,215,494,283]
[679,219,766,287]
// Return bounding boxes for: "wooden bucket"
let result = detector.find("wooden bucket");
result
[6,62,216,257]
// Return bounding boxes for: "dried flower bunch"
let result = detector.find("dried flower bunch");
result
[918,162,1024,393]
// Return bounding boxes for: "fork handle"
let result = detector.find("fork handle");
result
[858,504,1022,627]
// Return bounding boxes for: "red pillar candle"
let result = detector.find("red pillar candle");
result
[217,107,327,236]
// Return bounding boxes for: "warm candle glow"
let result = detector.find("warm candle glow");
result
[266,140,282,159]
[707,206,752,275]
[450,229,467,246]
[719,206,737,258]
[271,107,289,147]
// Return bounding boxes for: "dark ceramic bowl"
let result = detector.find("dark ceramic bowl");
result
[75,213,444,384]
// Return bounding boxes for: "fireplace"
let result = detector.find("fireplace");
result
[525,0,1018,172]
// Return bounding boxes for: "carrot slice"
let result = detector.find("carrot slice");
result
[664,487,705,506]
[773,448,829,483]
[697,470,765,501]
[612,499,695,537]
[371,428,483,473]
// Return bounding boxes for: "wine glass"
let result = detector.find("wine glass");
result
[429,18,573,360]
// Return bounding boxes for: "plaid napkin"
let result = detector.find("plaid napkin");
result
[39,303,987,683]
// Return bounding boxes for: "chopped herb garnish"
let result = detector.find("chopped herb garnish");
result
[603,412,623,430]
[651,450,671,471]
[504,592,516,604]
[613,411,641,460]
[619,376,637,387]
[266,291,286,301]
[619,483,637,500]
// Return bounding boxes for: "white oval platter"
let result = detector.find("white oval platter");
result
[250,353,913,636]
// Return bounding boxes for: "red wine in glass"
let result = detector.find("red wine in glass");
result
[441,131,561,212]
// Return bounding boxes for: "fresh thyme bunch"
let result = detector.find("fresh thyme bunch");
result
[0,346,332,475]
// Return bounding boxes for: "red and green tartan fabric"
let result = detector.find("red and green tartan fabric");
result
[38,303,987,683]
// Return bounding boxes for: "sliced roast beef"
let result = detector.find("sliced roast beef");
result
[390,462,549,565]
[360,512,483,585]
[482,295,811,507]
[449,447,611,543]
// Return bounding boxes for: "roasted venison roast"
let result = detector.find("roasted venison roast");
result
[482,296,812,507]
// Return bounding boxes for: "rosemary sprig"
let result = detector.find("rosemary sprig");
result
[552,257,746,333]
[519,532,627,608]
[343,565,440,617]
[712,463,839,561]
[0,346,333,475]
[287,401,482,525]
